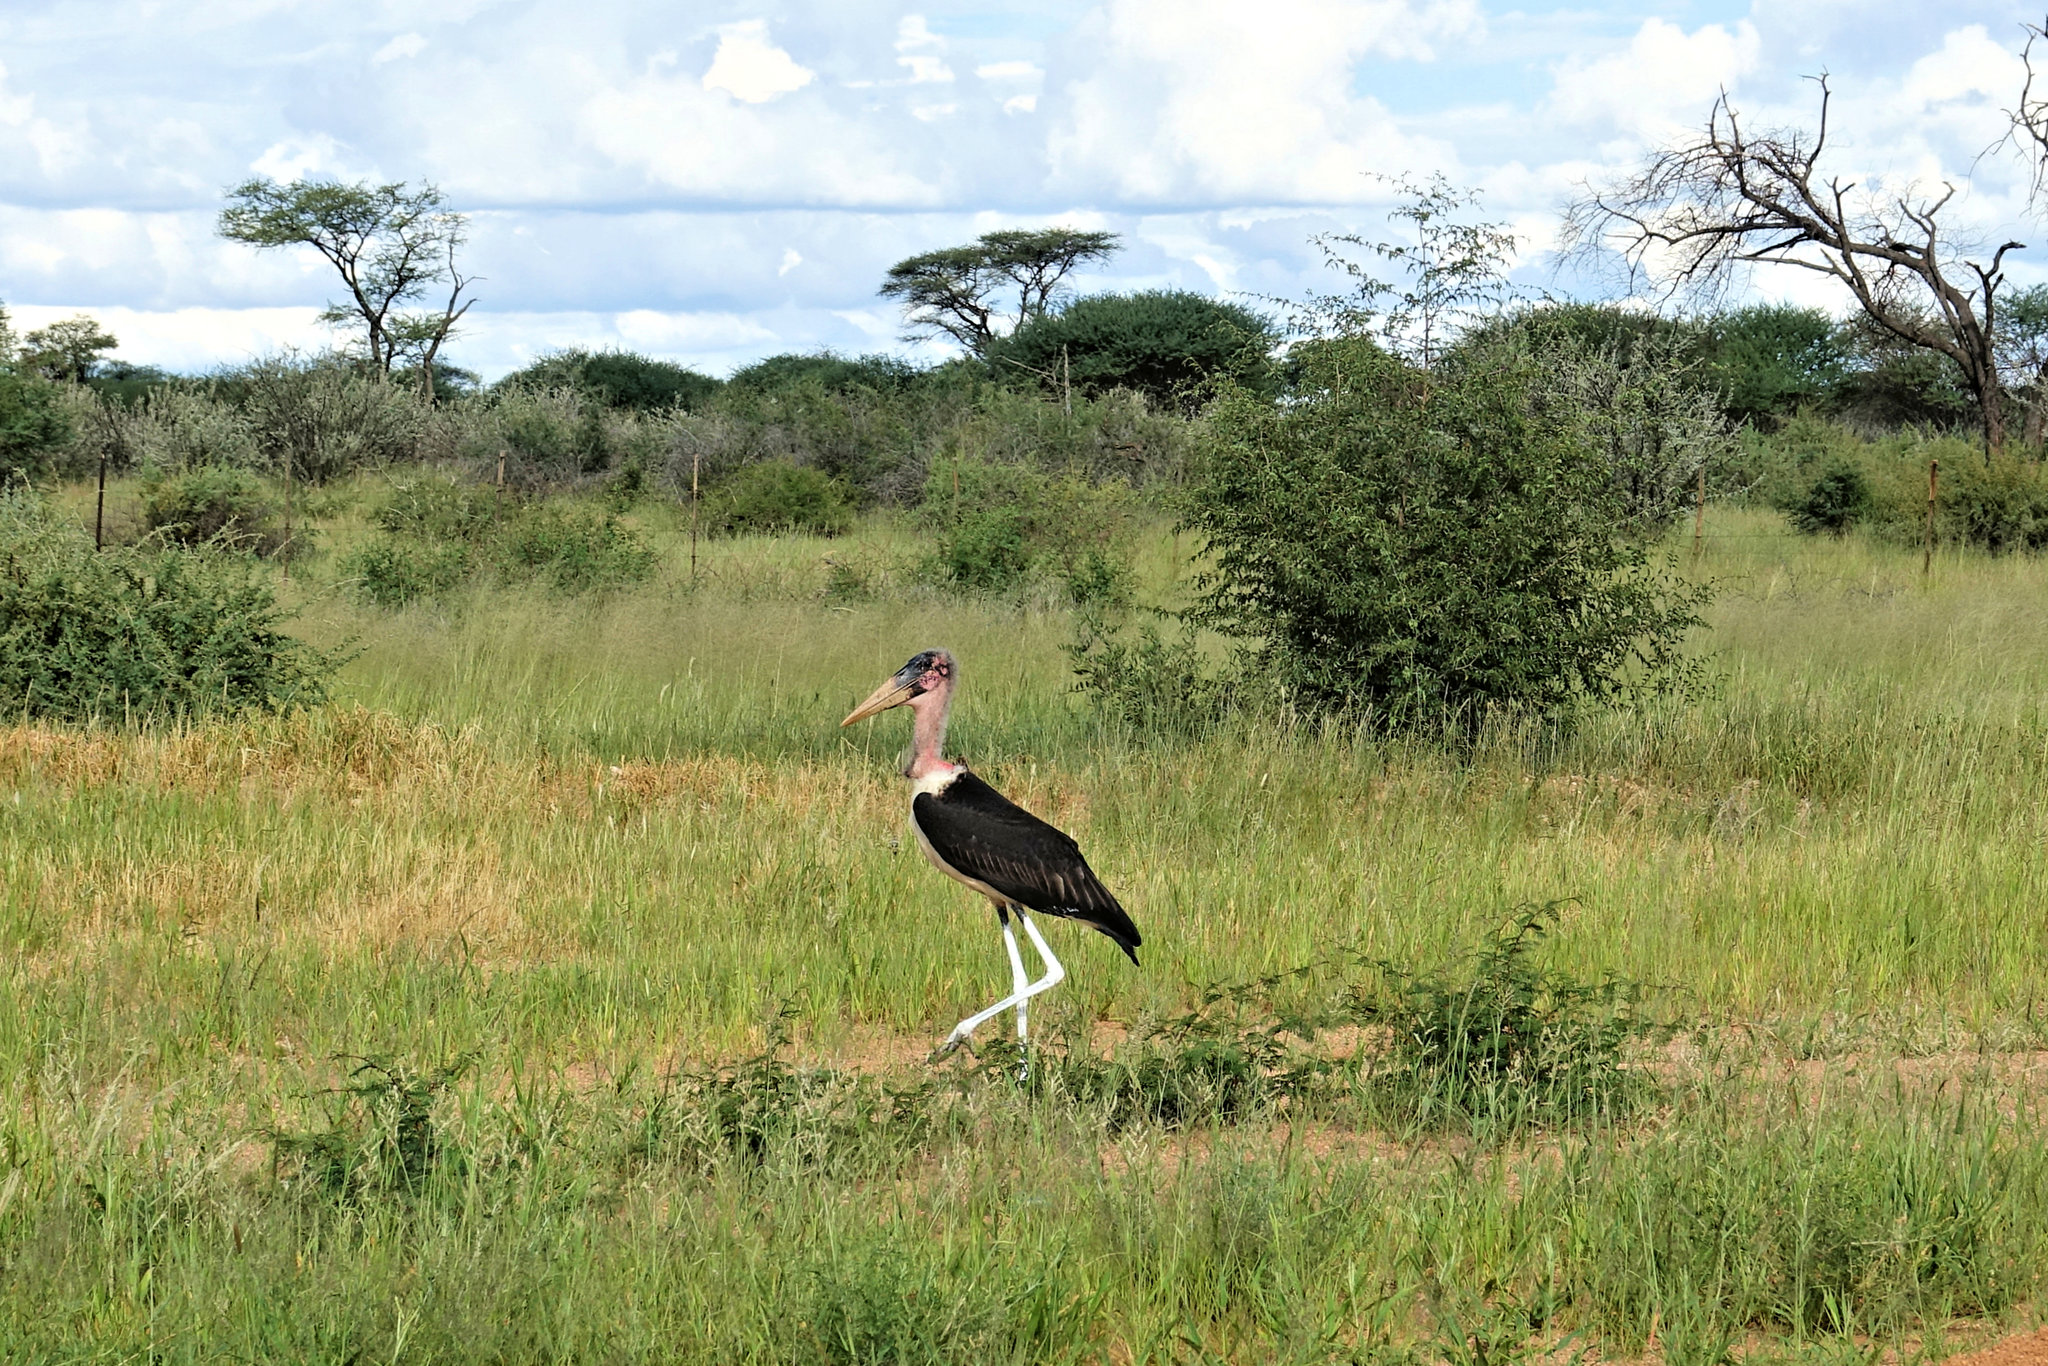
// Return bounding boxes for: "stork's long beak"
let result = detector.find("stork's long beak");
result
[841,672,917,726]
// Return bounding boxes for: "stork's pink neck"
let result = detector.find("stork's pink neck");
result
[904,675,956,781]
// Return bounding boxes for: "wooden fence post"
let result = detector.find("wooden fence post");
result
[1692,465,1706,565]
[1924,457,1939,580]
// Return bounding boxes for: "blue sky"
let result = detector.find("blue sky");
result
[1,0,2041,378]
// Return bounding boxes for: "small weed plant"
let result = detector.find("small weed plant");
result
[1349,903,1666,1133]
[269,1054,475,1202]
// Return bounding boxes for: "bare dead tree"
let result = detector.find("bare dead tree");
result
[387,234,478,404]
[2009,17,2048,206]
[1565,78,2022,453]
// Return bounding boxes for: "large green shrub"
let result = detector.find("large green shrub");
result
[1539,329,1736,533]
[0,491,334,721]
[121,387,262,471]
[0,370,71,479]
[469,385,610,478]
[1182,336,1709,729]
[142,466,288,555]
[495,505,657,594]
[725,352,923,396]
[1699,304,1847,427]
[340,480,655,605]
[227,357,428,481]
[341,537,475,609]
[990,290,1277,411]
[917,456,1134,595]
[498,349,722,411]
[374,475,502,540]
[705,459,853,536]
[1927,450,2048,552]
[1787,464,1873,534]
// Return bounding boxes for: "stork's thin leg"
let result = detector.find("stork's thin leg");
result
[943,981,1026,1051]
[1014,911,1066,1011]
[1001,911,1031,1045]
[940,910,1067,1056]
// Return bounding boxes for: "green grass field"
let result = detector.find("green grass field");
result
[3,485,2047,1361]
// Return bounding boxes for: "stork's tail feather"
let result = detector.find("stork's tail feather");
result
[1072,907,1142,967]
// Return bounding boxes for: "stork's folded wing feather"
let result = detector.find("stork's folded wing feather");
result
[912,770,1142,963]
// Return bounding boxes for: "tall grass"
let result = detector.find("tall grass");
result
[5,491,2048,1360]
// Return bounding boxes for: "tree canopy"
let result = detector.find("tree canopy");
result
[218,177,476,397]
[879,228,1121,355]
[22,316,119,383]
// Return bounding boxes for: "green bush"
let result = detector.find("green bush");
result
[122,387,261,474]
[1787,463,1872,534]
[479,385,605,476]
[496,505,657,594]
[943,508,1032,589]
[498,349,722,412]
[374,475,501,540]
[705,459,853,536]
[1350,904,1663,1133]
[1699,304,1847,427]
[1928,450,2048,552]
[1067,609,1231,736]
[0,491,334,721]
[725,352,923,396]
[226,357,428,481]
[990,290,1277,411]
[339,536,475,608]
[917,456,1135,595]
[344,481,653,605]
[0,369,71,479]
[142,465,288,554]
[1185,336,1710,729]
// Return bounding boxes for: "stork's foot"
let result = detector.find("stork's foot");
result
[929,1025,977,1063]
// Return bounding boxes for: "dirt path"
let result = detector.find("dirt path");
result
[1952,1327,2048,1366]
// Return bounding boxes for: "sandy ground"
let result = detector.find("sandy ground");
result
[1952,1327,2048,1366]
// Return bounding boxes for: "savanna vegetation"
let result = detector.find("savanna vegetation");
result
[4,171,2048,1363]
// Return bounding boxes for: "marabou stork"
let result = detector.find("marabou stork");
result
[842,649,1141,1054]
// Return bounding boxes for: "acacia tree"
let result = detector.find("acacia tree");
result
[1566,80,2021,453]
[21,316,118,383]
[880,227,1120,355]
[218,177,476,399]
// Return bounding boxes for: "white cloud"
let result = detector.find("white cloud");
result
[7,304,328,369]
[1047,0,1481,204]
[976,61,1042,84]
[702,20,814,104]
[1548,18,1761,143]
[250,135,350,182]
[895,15,953,84]
[372,32,427,63]
[0,62,32,126]
[4,0,2044,379]
[582,55,938,206]
[1546,19,1762,140]
[1900,25,2023,110]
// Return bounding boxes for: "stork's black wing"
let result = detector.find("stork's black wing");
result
[913,769,1142,964]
